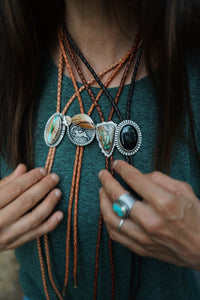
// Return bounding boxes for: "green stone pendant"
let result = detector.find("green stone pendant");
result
[44,113,66,147]
[96,121,117,157]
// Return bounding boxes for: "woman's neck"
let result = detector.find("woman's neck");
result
[64,0,138,72]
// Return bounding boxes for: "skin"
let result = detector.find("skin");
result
[1,1,199,274]
[51,0,147,88]
[0,164,63,250]
[1,0,146,253]
[99,160,200,270]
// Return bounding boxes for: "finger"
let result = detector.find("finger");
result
[0,167,47,208]
[112,160,172,206]
[100,188,153,246]
[0,164,27,188]
[1,189,62,244]
[107,224,185,267]
[100,189,185,266]
[5,211,64,250]
[1,173,60,225]
[99,169,128,202]
[147,171,195,198]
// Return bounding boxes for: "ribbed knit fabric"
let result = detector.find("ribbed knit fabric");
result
[1,53,200,300]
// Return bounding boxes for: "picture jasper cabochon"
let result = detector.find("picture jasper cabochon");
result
[96,121,117,157]
[44,113,66,147]
[71,114,95,129]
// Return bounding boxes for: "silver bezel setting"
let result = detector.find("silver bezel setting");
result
[67,124,95,146]
[44,113,66,147]
[96,121,117,157]
[114,120,142,156]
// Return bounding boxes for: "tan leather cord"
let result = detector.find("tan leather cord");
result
[36,48,64,300]
[58,30,84,114]
[37,238,50,300]
[59,28,135,294]
[38,42,131,299]
[57,47,64,113]
[64,30,140,300]
[63,146,81,295]
[73,145,84,288]
[37,26,138,299]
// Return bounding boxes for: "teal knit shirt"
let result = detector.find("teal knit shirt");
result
[1,54,200,300]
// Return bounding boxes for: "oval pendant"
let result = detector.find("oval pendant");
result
[114,120,142,156]
[44,113,66,147]
[67,124,95,146]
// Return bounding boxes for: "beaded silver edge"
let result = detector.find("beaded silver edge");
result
[114,120,142,156]
[44,113,66,147]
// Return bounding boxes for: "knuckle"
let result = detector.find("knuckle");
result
[160,195,176,216]
[32,213,45,228]
[109,229,118,241]
[0,235,9,247]
[178,181,193,193]
[10,181,24,196]
[20,193,35,210]
[143,218,163,235]
[149,171,162,182]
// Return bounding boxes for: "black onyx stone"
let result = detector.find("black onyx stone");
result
[120,125,138,150]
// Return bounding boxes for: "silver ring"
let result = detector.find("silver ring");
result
[117,218,125,233]
[113,192,136,218]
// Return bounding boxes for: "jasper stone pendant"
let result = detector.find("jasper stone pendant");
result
[96,121,117,157]
[44,113,66,147]
[114,120,142,156]
[71,114,95,129]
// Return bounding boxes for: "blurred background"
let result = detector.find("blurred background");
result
[0,251,23,300]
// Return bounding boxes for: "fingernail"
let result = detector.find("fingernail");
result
[57,213,63,221]
[98,170,104,179]
[55,189,61,197]
[113,160,119,169]
[99,187,103,194]
[51,173,59,183]
[40,168,47,176]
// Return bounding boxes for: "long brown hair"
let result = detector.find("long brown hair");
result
[0,0,200,172]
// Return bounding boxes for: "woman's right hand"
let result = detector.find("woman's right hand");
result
[0,164,63,251]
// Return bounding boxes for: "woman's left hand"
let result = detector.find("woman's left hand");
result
[99,160,200,270]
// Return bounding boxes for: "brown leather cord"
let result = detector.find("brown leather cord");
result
[37,48,64,300]
[44,234,64,300]
[37,26,138,299]
[108,36,141,121]
[39,37,131,299]
[37,238,50,300]
[59,31,84,114]
[64,31,140,300]
[59,27,135,296]
[62,48,133,115]
[36,48,64,300]
[57,48,64,113]
[63,146,81,294]
[73,145,84,287]
[63,30,104,121]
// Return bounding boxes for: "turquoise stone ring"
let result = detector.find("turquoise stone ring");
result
[113,193,136,218]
